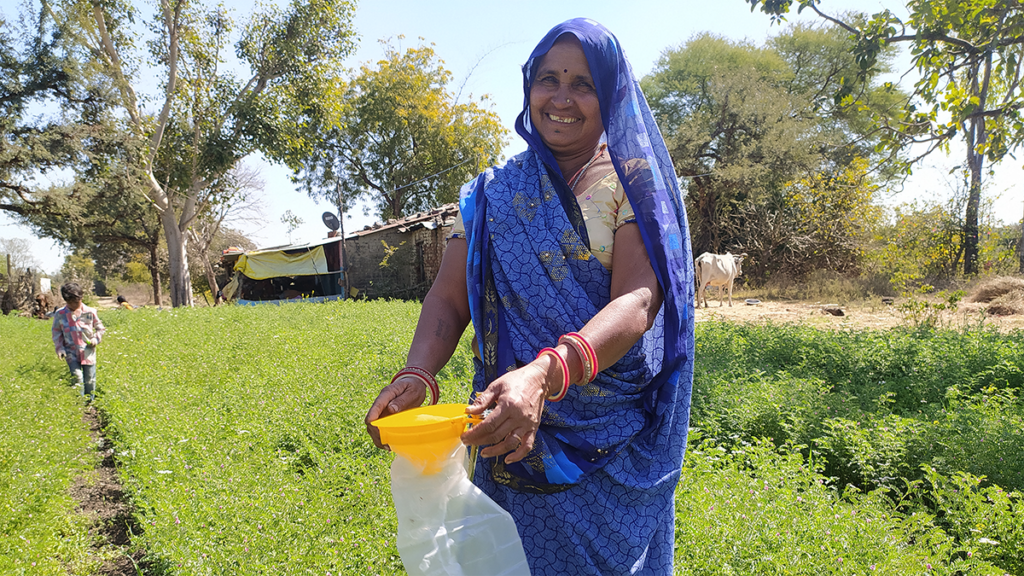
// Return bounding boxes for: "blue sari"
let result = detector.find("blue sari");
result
[460,19,694,574]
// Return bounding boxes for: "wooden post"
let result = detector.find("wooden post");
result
[337,181,351,298]
[2,254,13,316]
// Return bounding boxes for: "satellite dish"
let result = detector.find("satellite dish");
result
[322,212,340,231]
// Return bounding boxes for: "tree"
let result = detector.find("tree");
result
[60,251,97,296]
[188,163,264,303]
[49,0,357,307]
[0,237,42,275]
[15,131,172,304]
[747,0,1024,275]
[0,3,121,224]
[280,210,303,244]
[290,40,508,221]
[643,29,895,267]
[766,20,906,171]
[665,63,818,253]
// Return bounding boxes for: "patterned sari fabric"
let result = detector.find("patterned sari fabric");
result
[459,18,695,574]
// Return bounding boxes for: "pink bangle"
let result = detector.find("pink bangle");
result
[536,347,569,402]
[563,332,598,383]
[558,334,592,385]
[391,367,439,405]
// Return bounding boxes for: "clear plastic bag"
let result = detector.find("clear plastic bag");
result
[390,443,531,576]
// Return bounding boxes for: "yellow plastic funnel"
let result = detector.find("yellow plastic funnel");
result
[372,404,483,473]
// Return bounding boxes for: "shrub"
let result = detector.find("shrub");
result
[694,322,1024,493]
[674,438,1009,575]
[906,465,1024,575]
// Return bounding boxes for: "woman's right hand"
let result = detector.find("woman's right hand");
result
[364,376,428,450]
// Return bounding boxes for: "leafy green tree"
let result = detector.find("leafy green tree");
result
[290,40,508,220]
[864,176,1011,290]
[17,136,170,305]
[747,0,1024,275]
[49,0,357,307]
[0,3,121,223]
[766,20,906,170]
[644,27,901,278]
[667,63,817,254]
[59,251,96,297]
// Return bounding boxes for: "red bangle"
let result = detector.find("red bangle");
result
[563,332,598,383]
[391,367,439,405]
[536,347,569,402]
[558,334,592,385]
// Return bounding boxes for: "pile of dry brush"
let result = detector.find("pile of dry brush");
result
[966,276,1024,316]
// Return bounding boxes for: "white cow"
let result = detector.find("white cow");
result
[695,252,747,308]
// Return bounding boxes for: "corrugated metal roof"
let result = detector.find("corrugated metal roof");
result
[249,235,344,254]
[349,203,459,238]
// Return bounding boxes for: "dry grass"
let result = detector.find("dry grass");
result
[987,289,1024,316]
[964,275,1024,316]
[965,276,1024,303]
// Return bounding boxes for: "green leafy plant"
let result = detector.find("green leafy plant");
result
[7,305,1024,575]
[0,315,105,574]
[896,286,966,330]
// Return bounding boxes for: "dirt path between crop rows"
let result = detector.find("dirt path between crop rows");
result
[68,406,145,575]
[693,297,1024,332]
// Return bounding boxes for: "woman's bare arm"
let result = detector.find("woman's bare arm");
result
[365,238,471,448]
[462,223,663,463]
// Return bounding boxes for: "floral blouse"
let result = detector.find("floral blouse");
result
[449,169,635,270]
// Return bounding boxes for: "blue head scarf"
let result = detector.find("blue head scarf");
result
[519,16,694,434]
[461,18,694,491]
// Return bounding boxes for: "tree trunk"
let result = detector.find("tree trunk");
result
[148,245,163,307]
[964,147,982,276]
[198,250,220,306]
[161,210,193,307]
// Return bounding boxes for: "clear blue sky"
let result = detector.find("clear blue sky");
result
[2,0,1020,274]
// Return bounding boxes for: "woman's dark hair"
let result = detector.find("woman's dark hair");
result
[116,295,127,303]
[61,282,84,300]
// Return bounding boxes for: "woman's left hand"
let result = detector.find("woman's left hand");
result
[461,363,550,464]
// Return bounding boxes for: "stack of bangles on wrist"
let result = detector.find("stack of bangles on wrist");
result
[559,332,599,385]
[536,347,570,402]
[391,366,440,406]
[536,332,599,403]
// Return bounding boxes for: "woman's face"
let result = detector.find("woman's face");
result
[529,37,603,162]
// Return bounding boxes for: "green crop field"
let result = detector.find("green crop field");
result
[2,302,1022,575]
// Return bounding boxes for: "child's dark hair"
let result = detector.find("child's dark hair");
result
[61,282,84,301]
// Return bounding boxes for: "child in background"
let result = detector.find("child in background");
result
[52,283,106,402]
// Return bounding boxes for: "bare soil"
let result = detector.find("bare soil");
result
[68,406,145,575]
[694,295,1024,332]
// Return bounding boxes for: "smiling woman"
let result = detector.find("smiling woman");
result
[528,37,605,170]
[365,18,695,575]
